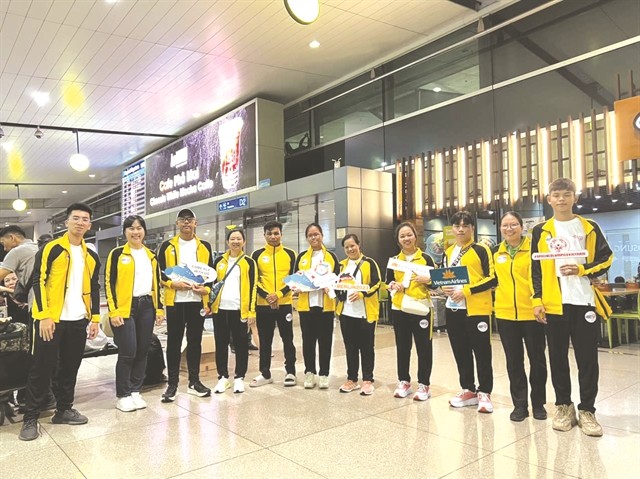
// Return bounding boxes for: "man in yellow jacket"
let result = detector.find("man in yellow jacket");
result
[531,178,613,437]
[250,221,297,387]
[19,203,101,441]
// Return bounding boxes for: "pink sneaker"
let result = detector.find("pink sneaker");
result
[393,381,412,398]
[477,392,493,413]
[413,384,431,401]
[449,389,479,408]
[360,381,375,396]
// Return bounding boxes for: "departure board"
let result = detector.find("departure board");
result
[122,160,146,217]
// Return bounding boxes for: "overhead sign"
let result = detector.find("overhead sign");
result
[218,195,249,213]
[145,102,257,215]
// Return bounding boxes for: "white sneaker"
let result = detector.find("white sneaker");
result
[393,381,412,398]
[318,375,329,389]
[304,372,316,389]
[233,378,245,393]
[413,384,431,401]
[131,392,147,409]
[116,396,137,412]
[449,389,479,408]
[214,377,231,394]
[477,392,493,413]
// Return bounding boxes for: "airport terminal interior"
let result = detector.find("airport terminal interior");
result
[1,0,639,478]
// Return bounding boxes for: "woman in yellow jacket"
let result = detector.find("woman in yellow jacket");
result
[335,234,381,395]
[294,223,340,390]
[105,215,164,412]
[209,228,257,394]
[386,222,436,401]
[493,211,547,422]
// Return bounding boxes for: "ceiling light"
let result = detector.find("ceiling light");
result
[128,149,137,155]
[69,130,89,172]
[433,87,442,93]
[592,208,598,211]
[594,195,601,199]
[31,91,50,107]
[284,0,320,25]
[62,190,68,194]
[627,202,633,206]
[34,126,44,139]
[612,199,619,203]
[89,174,96,178]
[2,141,13,152]
[309,40,320,48]
[12,184,27,212]
[576,204,583,208]
[27,211,32,215]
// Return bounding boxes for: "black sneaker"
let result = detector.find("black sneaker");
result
[510,406,529,422]
[51,408,88,425]
[162,384,178,403]
[19,418,40,441]
[188,381,211,397]
[248,343,259,351]
[533,405,548,420]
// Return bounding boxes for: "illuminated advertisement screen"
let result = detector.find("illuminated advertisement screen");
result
[146,102,257,215]
[122,159,146,217]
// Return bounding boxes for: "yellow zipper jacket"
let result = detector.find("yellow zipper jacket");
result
[385,248,436,310]
[105,244,164,319]
[251,243,297,306]
[335,256,382,322]
[493,238,535,320]
[294,246,340,313]
[32,233,101,323]
[530,215,613,319]
[210,252,258,318]
[443,240,495,316]
[158,235,214,307]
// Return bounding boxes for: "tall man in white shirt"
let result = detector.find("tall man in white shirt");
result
[158,209,215,402]
[19,203,101,441]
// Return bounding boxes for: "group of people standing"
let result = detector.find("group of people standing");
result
[1,177,612,442]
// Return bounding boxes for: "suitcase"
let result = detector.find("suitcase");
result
[0,321,31,425]
[431,297,446,331]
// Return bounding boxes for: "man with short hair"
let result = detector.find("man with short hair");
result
[0,225,39,306]
[19,203,101,441]
[531,178,613,437]
[250,221,298,387]
[158,208,214,402]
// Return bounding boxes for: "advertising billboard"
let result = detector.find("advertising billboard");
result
[146,102,257,215]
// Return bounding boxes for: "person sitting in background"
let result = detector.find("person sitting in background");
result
[1,272,29,325]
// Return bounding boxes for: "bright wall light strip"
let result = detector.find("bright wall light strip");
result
[607,111,620,188]
[413,156,424,217]
[482,141,492,206]
[571,119,584,193]
[538,127,550,199]
[435,152,445,211]
[509,132,520,204]
[457,148,467,207]
[395,161,403,220]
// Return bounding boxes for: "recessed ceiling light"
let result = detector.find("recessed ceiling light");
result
[31,91,50,107]
[27,211,32,215]
[62,190,68,194]
[612,199,619,203]
[309,40,321,49]
[433,87,442,93]
[594,195,601,199]
[89,174,96,178]
[1,141,13,152]
[576,204,583,208]
[627,202,633,206]
[592,207,598,211]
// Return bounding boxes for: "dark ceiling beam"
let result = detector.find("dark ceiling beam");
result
[0,122,179,138]
[448,0,480,10]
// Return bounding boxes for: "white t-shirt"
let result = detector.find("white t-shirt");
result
[341,259,366,319]
[219,256,241,311]
[445,245,467,310]
[308,250,325,308]
[60,245,87,321]
[392,252,415,311]
[553,217,595,306]
[130,247,153,297]
[175,238,199,303]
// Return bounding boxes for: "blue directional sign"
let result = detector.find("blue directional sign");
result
[218,195,249,212]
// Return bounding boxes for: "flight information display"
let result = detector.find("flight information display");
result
[122,159,146,218]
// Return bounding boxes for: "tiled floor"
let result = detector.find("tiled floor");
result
[1,320,639,479]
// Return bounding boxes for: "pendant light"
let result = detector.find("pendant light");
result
[284,0,320,25]
[12,184,27,212]
[69,130,90,172]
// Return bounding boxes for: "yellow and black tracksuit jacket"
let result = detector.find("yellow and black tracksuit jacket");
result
[158,235,214,308]
[385,248,436,310]
[210,252,258,319]
[335,255,382,322]
[32,233,101,323]
[251,243,297,306]
[294,246,340,313]
[530,215,613,319]
[105,244,164,319]
[493,238,534,320]
[443,240,495,316]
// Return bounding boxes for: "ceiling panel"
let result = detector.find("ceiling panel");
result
[1,0,501,227]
